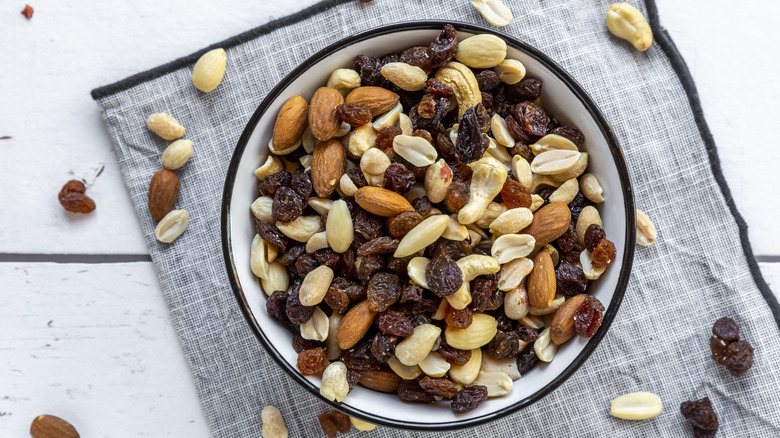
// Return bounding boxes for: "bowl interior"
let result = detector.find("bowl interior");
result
[223,23,634,429]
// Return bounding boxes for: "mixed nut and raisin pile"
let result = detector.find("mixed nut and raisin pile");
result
[250,24,618,414]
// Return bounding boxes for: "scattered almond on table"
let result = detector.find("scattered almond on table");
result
[30,414,79,438]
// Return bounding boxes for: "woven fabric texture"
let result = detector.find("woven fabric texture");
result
[93,0,780,436]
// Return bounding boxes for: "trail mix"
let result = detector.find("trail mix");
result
[250,24,617,414]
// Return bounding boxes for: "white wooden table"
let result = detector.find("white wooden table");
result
[1,1,778,435]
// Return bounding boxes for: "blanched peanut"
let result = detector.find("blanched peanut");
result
[442,214,469,241]
[548,178,579,204]
[381,62,428,91]
[576,206,602,246]
[490,114,515,147]
[388,357,422,380]
[480,354,521,380]
[530,150,581,175]
[489,207,533,235]
[471,371,512,397]
[498,257,533,291]
[360,148,391,186]
[455,34,507,69]
[398,113,413,135]
[512,155,532,189]
[348,123,377,157]
[339,174,358,197]
[307,197,333,215]
[458,157,508,224]
[491,234,535,264]
[325,199,353,253]
[580,249,606,280]
[504,284,530,320]
[300,306,329,341]
[261,406,288,438]
[552,152,588,183]
[528,294,565,316]
[277,216,322,242]
[320,361,349,402]
[471,0,514,27]
[424,159,453,203]
[580,173,604,203]
[419,351,451,378]
[493,59,526,84]
[606,3,653,51]
[534,327,557,362]
[530,134,578,155]
[251,196,275,223]
[393,134,437,167]
[350,417,377,431]
[529,194,544,212]
[372,102,403,130]
[326,68,361,94]
[299,265,334,306]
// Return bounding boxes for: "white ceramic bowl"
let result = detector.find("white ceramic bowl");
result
[222,21,636,430]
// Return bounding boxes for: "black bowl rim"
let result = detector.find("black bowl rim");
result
[221,20,636,431]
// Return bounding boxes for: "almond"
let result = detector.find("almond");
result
[148,169,180,221]
[30,414,80,438]
[345,86,400,116]
[272,96,309,151]
[527,249,556,308]
[521,202,571,245]
[550,294,588,345]
[309,87,343,141]
[354,186,415,217]
[311,138,346,197]
[337,299,376,349]
[358,370,402,393]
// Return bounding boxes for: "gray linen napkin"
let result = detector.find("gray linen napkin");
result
[92,0,780,436]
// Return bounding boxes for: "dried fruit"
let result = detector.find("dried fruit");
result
[148,169,180,221]
[401,46,434,74]
[516,344,539,375]
[451,385,488,413]
[21,5,34,19]
[438,340,472,366]
[555,262,587,296]
[486,330,520,359]
[573,295,605,338]
[419,376,459,399]
[445,306,473,329]
[272,187,304,222]
[591,238,616,269]
[366,272,401,312]
[710,317,754,376]
[337,103,371,127]
[680,397,719,438]
[378,310,414,337]
[297,347,330,376]
[515,101,549,137]
[429,24,459,69]
[500,178,531,209]
[285,289,315,325]
[386,211,424,240]
[712,317,740,342]
[425,256,463,297]
[383,162,416,194]
[370,331,397,363]
[292,335,323,353]
[455,106,490,164]
[58,180,96,214]
[506,77,542,103]
[584,223,606,252]
[398,378,435,403]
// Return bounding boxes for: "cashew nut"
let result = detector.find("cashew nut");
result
[434,62,482,118]
[458,157,508,225]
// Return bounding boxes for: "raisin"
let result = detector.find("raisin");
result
[570,190,587,210]
[315,249,341,270]
[333,277,366,303]
[293,253,318,278]
[357,236,399,258]
[445,306,473,329]
[355,255,382,284]
[402,296,441,315]
[330,411,351,433]
[397,378,435,403]
[481,92,494,116]
[425,78,453,97]
[272,186,304,222]
[506,114,537,150]
[337,103,371,127]
[470,277,494,313]
[353,54,388,88]
[455,106,490,164]
[385,256,411,276]
[574,296,605,338]
[551,125,585,148]
[555,262,587,296]
[376,125,402,152]
[506,77,543,103]
[515,101,549,137]
[324,285,350,314]
[501,178,532,208]
[410,196,432,216]
[584,224,606,253]
[266,290,290,325]
[340,346,380,372]
[724,340,754,376]
[292,335,323,353]
[286,289,315,325]
[408,312,433,326]
[290,170,313,199]
[255,220,288,253]
[680,397,719,438]
[259,171,291,197]
[436,132,458,161]
[347,167,368,189]
[486,330,520,359]
[340,250,357,280]
[426,256,463,297]
[474,102,491,134]
[58,180,96,213]
[317,411,350,438]
[419,376,459,399]
[387,211,424,239]
[346,369,361,391]
[21,4,34,19]
[431,239,470,261]
[418,94,437,118]
[517,325,540,343]
[555,223,577,254]
[400,283,424,303]
[591,238,616,269]
[382,163,416,195]
[370,332,397,363]
[377,310,415,337]
[297,348,329,376]
[367,272,401,312]
[476,69,500,91]
[438,340,471,366]
[712,317,740,342]
[353,209,383,243]
[400,46,434,74]
[516,344,539,375]
[451,385,488,413]
[491,309,516,332]
[485,288,504,311]
[413,129,434,145]
[429,24,459,69]
[445,179,470,212]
